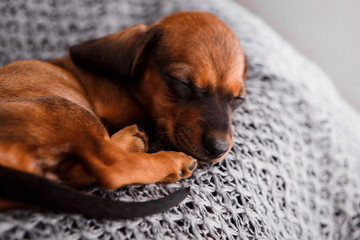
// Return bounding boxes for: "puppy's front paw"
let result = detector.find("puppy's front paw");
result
[111,125,148,153]
[156,151,197,183]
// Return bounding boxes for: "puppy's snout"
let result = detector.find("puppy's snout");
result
[203,134,229,159]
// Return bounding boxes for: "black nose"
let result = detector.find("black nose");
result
[203,135,229,159]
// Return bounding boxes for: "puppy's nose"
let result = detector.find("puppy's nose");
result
[203,136,229,159]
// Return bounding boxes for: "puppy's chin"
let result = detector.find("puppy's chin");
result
[196,149,230,164]
[168,137,232,164]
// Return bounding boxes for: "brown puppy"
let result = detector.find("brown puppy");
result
[0,11,247,218]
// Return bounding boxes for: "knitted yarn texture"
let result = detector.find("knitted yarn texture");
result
[0,0,359,239]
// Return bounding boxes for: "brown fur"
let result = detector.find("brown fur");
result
[0,11,247,210]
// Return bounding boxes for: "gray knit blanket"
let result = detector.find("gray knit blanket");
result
[1,0,360,239]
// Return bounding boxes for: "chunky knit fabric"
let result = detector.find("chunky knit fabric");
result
[1,0,360,239]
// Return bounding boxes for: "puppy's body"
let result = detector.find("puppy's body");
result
[0,59,194,188]
[0,11,247,218]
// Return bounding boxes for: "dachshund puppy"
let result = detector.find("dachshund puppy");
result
[0,11,247,219]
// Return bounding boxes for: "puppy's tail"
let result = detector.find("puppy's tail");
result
[0,165,189,219]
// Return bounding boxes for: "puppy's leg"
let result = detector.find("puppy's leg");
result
[82,144,197,190]
[62,124,148,187]
[110,125,148,153]
[65,136,197,189]
[78,126,197,189]
[0,96,196,191]
[0,143,41,210]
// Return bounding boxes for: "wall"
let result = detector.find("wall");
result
[237,0,360,111]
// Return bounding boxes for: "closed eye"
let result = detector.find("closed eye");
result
[231,96,245,107]
[164,75,193,100]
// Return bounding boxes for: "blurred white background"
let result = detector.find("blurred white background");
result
[237,0,360,111]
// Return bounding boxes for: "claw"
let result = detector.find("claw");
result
[189,160,196,171]
[136,125,143,132]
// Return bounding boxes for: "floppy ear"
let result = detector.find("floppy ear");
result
[69,24,160,78]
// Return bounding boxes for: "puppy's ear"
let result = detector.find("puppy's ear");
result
[69,24,160,78]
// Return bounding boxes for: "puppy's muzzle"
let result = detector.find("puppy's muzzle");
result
[202,133,230,159]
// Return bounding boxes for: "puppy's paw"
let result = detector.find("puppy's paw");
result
[111,125,148,153]
[156,151,197,183]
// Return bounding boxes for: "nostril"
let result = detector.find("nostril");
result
[203,137,229,159]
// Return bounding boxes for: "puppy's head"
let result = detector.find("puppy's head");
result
[70,11,247,163]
